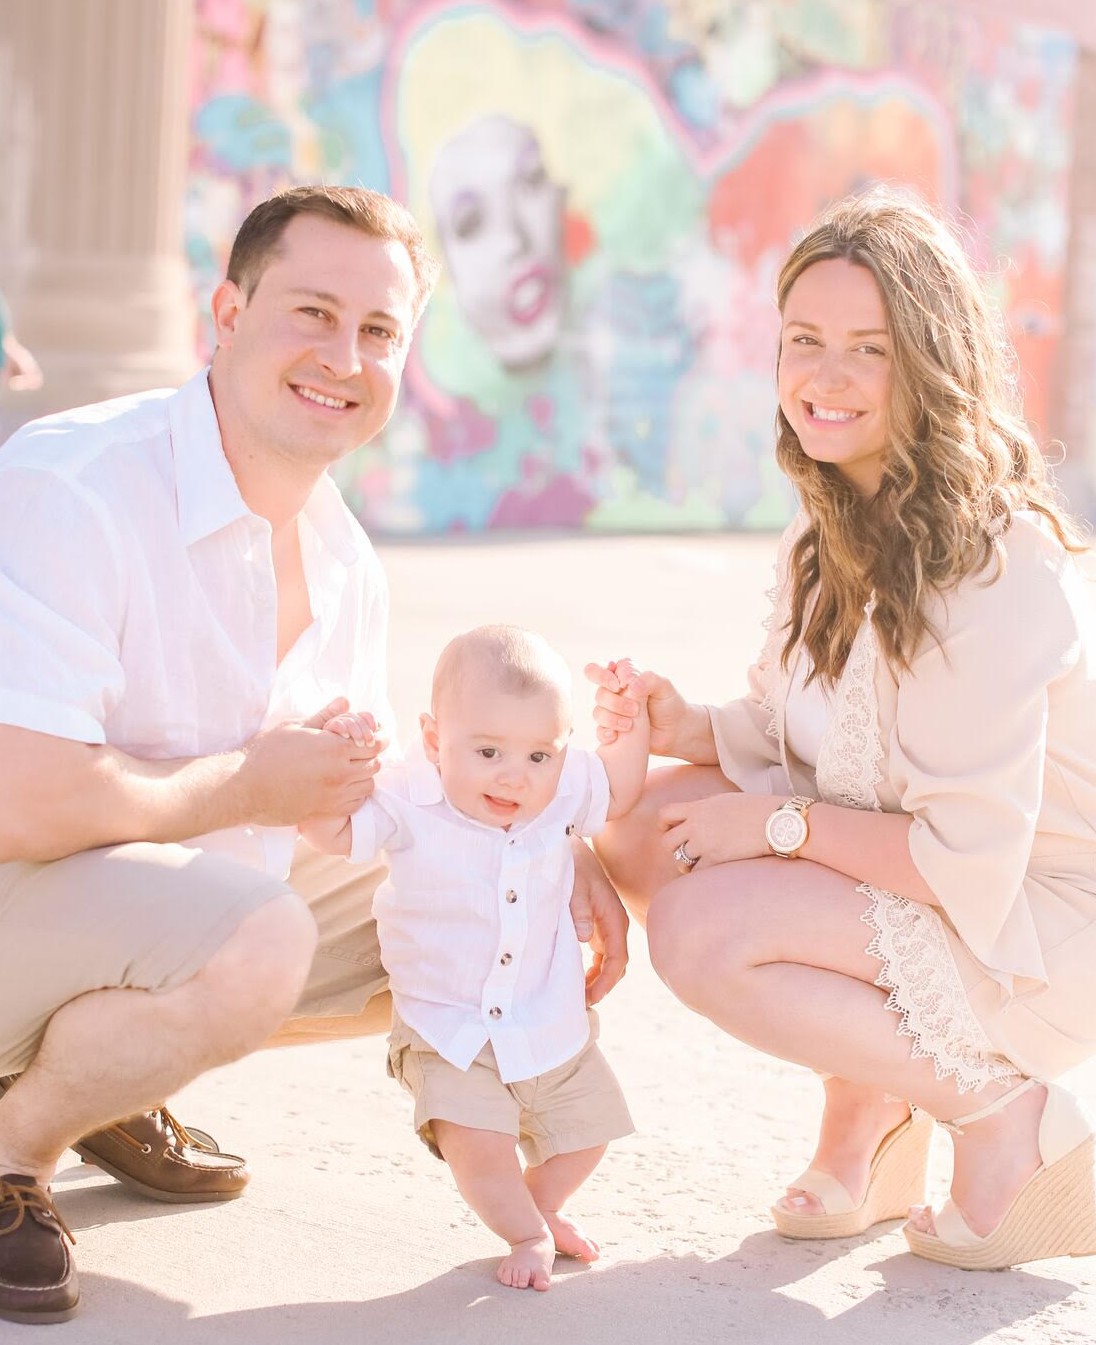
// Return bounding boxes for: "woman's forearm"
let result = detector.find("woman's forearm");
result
[798,801,939,906]
[654,702,721,765]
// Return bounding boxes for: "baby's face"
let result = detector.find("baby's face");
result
[423,681,571,828]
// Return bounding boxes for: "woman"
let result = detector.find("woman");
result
[588,188,1096,1270]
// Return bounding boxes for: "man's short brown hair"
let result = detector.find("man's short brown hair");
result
[227,185,440,323]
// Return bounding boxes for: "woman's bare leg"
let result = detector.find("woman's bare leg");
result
[594,763,732,924]
[599,762,1044,1234]
[643,855,1041,1234]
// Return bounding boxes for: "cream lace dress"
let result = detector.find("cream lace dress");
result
[706,512,1096,1090]
[710,508,1096,1086]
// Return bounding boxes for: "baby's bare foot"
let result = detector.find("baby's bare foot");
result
[497,1233,554,1291]
[543,1210,600,1262]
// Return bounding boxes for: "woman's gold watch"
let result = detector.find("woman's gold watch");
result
[764,795,816,858]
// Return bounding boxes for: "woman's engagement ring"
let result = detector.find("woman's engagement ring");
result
[673,842,700,870]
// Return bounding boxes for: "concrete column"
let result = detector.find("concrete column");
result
[0,0,199,426]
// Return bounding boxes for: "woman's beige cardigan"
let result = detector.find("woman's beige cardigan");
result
[708,513,1096,1079]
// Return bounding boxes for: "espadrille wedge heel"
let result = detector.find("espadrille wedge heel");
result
[904,1080,1096,1270]
[772,1112,933,1239]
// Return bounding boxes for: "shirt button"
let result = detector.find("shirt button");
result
[488,1006,502,1019]
[565,824,575,835]
[499,953,513,966]
[505,890,518,904]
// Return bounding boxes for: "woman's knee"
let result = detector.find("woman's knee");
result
[646,875,748,1006]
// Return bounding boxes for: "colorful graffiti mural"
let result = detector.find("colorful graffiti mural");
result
[186,0,1077,534]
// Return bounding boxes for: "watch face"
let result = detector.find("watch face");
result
[766,808,808,854]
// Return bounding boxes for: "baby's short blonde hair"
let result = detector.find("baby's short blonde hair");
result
[431,625,572,720]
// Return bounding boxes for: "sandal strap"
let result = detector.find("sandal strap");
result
[786,1167,855,1215]
[938,1076,1036,1136]
[924,1199,982,1248]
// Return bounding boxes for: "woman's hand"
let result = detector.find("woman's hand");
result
[659,792,779,872]
[585,663,695,757]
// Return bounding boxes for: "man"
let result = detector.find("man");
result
[0,186,627,1324]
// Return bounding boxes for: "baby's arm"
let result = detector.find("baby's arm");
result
[298,712,378,856]
[595,659,650,820]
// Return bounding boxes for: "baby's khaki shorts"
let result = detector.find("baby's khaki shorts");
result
[387,1008,634,1166]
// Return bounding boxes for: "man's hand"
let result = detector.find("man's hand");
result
[0,701,387,863]
[234,699,389,827]
[569,837,628,1005]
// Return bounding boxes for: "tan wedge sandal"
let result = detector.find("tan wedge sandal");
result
[903,1079,1096,1270]
[772,1112,933,1239]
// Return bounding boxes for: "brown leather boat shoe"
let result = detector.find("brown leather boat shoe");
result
[0,1076,250,1204]
[72,1106,250,1203]
[0,1174,79,1324]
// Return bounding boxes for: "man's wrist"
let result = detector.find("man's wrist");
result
[214,746,256,830]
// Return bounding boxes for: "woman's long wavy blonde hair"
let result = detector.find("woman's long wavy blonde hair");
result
[775,187,1086,681]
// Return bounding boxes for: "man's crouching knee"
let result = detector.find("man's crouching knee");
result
[186,892,318,1063]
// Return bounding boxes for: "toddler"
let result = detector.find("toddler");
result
[301,624,649,1291]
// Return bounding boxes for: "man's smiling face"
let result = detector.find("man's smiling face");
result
[210,212,419,472]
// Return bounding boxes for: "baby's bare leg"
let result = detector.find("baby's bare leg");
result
[524,1144,606,1261]
[432,1120,554,1291]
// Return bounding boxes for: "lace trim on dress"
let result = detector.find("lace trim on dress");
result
[815,605,883,811]
[759,581,788,743]
[814,615,1019,1094]
[860,885,1020,1094]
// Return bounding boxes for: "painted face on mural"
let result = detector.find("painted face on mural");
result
[778,258,893,498]
[429,115,566,369]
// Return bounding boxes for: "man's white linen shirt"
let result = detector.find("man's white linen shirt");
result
[0,370,393,877]
[349,745,611,1083]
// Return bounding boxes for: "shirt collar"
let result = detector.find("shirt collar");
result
[169,367,360,568]
[299,471,362,569]
[169,370,250,545]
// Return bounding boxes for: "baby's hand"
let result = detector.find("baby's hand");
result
[323,710,378,748]
[595,658,642,696]
[585,658,647,743]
